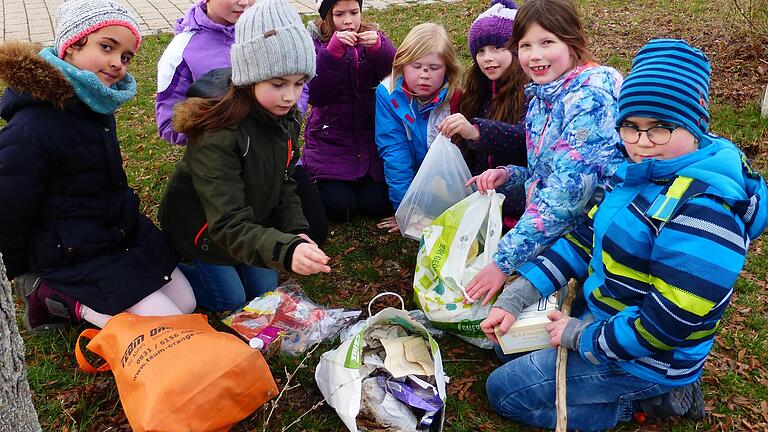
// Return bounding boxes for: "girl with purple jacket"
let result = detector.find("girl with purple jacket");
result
[156,0,255,146]
[302,0,396,221]
[438,0,528,229]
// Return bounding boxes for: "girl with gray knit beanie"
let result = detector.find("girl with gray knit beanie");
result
[159,0,332,312]
[0,0,197,332]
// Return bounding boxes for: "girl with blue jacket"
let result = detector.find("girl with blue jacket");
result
[374,23,462,231]
[481,38,768,431]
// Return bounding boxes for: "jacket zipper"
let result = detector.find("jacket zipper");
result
[194,222,209,247]
[285,138,292,180]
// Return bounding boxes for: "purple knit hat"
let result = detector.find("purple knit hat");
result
[468,0,518,59]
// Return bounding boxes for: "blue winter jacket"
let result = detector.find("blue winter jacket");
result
[375,75,452,209]
[494,64,625,274]
[518,135,768,386]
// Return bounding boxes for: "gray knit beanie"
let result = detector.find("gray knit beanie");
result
[54,0,141,58]
[231,0,316,86]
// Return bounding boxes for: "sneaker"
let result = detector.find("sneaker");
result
[13,274,81,333]
[635,379,705,421]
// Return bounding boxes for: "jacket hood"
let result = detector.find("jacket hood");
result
[623,135,768,240]
[174,1,235,37]
[0,42,74,115]
[525,64,623,106]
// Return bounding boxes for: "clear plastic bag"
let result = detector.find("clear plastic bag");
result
[223,280,361,356]
[395,134,474,240]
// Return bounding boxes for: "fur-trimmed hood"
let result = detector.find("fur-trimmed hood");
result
[0,42,74,114]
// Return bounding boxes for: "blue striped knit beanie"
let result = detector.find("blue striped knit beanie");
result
[618,39,711,142]
[468,0,517,59]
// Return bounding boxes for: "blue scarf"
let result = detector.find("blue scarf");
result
[39,47,136,114]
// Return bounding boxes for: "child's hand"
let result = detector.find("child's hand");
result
[464,263,506,305]
[545,310,571,347]
[355,30,379,47]
[466,168,508,193]
[480,307,517,344]
[376,216,399,233]
[438,113,480,141]
[291,243,331,275]
[296,233,317,247]
[335,30,357,46]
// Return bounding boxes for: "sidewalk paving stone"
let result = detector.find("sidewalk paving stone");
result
[1,0,458,44]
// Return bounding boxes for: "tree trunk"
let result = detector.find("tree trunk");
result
[0,254,41,432]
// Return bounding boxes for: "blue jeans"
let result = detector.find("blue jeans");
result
[486,348,674,431]
[179,261,278,312]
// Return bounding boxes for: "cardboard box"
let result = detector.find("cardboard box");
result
[495,294,559,354]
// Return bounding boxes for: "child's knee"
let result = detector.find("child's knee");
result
[486,366,525,418]
[486,356,554,420]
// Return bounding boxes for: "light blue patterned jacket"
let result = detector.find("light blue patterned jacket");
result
[494,64,625,274]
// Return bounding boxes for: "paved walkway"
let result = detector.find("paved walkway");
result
[1,0,457,45]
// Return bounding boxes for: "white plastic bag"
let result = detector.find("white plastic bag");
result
[395,134,473,240]
[315,293,447,432]
[413,191,504,348]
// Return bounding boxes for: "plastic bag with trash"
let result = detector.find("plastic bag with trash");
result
[223,280,361,356]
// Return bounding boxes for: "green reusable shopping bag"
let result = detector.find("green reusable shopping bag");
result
[413,191,504,348]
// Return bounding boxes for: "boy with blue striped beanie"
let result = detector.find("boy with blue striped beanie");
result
[483,38,768,430]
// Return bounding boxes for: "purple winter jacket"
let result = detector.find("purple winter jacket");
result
[302,23,395,182]
[155,2,234,146]
[155,1,309,146]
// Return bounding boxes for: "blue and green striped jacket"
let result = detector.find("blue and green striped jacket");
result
[517,135,768,386]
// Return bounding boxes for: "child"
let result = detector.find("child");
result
[155,0,326,243]
[0,0,196,330]
[375,22,462,231]
[480,38,768,431]
[438,0,528,228]
[302,0,396,221]
[156,0,255,146]
[463,0,624,304]
[159,0,331,312]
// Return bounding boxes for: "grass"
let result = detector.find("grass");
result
[10,0,768,431]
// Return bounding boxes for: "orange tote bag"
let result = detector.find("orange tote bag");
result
[76,313,278,432]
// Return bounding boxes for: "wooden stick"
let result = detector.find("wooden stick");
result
[556,279,578,432]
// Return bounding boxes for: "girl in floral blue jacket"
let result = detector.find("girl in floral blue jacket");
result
[464,0,624,304]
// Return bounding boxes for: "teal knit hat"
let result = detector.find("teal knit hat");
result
[618,39,711,142]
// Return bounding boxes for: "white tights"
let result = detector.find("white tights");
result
[79,267,197,328]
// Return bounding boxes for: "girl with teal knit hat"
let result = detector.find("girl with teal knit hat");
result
[0,0,197,332]
[482,38,768,430]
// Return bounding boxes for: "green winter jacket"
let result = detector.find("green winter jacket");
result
[159,107,308,271]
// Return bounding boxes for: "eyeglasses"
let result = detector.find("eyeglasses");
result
[616,124,679,145]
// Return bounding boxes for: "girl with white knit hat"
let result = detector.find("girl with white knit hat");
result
[159,0,332,312]
[0,0,197,331]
